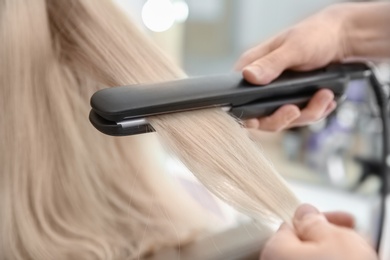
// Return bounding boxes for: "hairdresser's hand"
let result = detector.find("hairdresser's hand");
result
[236,4,351,131]
[260,204,378,260]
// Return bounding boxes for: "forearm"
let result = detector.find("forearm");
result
[342,2,390,59]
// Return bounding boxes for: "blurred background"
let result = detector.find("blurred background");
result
[114,0,358,75]
[114,0,390,255]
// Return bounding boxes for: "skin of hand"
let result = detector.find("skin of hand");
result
[259,204,378,260]
[235,2,390,131]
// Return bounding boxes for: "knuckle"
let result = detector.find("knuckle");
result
[284,27,298,38]
[298,216,326,234]
[265,52,283,65]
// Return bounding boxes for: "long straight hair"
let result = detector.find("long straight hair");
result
[0,0,299,259]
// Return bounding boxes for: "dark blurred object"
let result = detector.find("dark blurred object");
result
[353,156,386,193]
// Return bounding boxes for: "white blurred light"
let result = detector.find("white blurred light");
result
[173,1,189,23]
[337,103,358,128]
[142,0,175,32]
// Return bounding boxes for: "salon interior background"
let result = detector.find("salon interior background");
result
[114,0,367,75]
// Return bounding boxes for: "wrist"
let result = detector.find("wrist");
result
[318,3,355,61]
[321,3,355,60]
[337,2,390,59]
[342,3,366,59]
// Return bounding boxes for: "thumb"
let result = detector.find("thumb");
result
[293,204,335,242]
[243,47,297,85]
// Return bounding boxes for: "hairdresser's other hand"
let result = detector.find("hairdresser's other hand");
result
[260,204,378,260]
[236,5,350,131]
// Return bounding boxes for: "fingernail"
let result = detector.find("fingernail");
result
[320,94,333,105]
[244,65,262,80]
[326,101,337,113]
[285,109,300,121]
[295,204,319,221]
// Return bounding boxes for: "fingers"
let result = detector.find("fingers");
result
[234,37,278,71]
[324,100,337,116]
[244,90,337,131]
[254,105,301,132]
[293,204,334,242]
[260,224,302,260]
[291,89,334,127]
[324,211,355,229]
[262,205,371,260]
[242,46,299,85]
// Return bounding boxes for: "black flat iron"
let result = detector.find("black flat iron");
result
[89,63,371,136]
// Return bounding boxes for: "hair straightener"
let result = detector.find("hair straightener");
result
[89,63,371,136]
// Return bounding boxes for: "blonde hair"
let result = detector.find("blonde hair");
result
[150,110,298,223]
[0,0,299,259]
